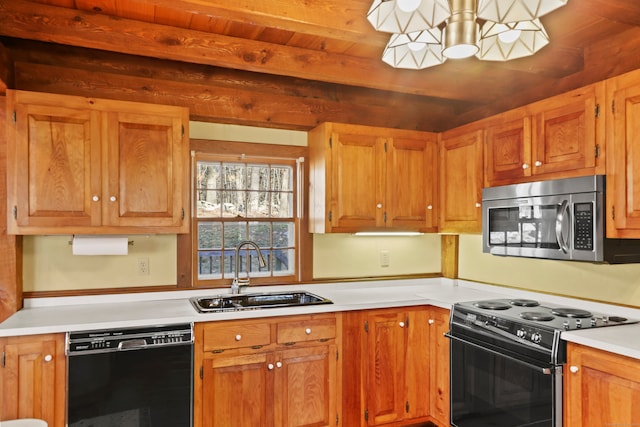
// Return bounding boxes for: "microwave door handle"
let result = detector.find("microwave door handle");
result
[555,200,570,254]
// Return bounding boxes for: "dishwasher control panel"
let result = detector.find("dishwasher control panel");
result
[66,323,193,355]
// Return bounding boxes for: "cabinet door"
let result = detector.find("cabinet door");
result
[8,93,102,231]
[329,131,386,231]
[404,309,430,420]
[202,352,272,427]
[387,136,438,231]
[0,334,66,427]
[565,343,640,426]
[440,127,484,233]
[275,345,337,427]
[531,84,601,177]
[428,307,450,426]
[365,311,405,425]
[104,108,187,230]
[484,116,531,186]
[608,75,640,236]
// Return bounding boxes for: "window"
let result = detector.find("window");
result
[193,153,300,287]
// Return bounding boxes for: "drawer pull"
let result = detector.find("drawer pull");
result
[305,328,312,335]
[235,334,242,341]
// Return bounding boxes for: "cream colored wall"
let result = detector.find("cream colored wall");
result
[313,234,441,278]
[23,235,177,292]
[458,234,640,307]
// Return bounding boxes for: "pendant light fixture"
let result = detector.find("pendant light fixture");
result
[367,0,568,69]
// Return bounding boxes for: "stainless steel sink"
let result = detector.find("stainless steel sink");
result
[190,291,333,313]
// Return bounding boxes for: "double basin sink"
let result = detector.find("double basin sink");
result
[190,290,333,313]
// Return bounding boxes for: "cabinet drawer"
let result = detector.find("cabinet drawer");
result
[277,318,336,344]
[202,322,271,352]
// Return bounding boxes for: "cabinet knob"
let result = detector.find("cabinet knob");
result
[235,334,242,341]
[475,202,481,208]
[535,160,542,167]
[268,363,274,370]
[376,203,383,209]
[44,354,53,362]
[399,321,405,328]
[427,205,433,210]
[305,328,312,335]
[276,361,282,368]
[569,365,579,374]
[110,196,117,202]
[522,163,529,169]
[428,319,435,325]
[92,195,100,202]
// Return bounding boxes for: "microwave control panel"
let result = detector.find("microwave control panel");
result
[574,202,594,250]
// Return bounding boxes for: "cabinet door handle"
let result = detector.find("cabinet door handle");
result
[92,195,100,202]
[305,328,312,335]
[427,205,433,210]
[535,161,542,167]
[268,363,274,370]
[110,196,117,202]
[522,163,529,169]
[44,354,53,362]
[376,203,383,209]
[399,321,405,328]
[235,334,242,341]
[569,365,579,373]
[276,361,282,368]
[475,202,481,208]
[428,319,435,325]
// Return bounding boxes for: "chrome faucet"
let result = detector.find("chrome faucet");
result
[231,240,267,294]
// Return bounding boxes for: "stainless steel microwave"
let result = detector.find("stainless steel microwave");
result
[482,175,640,263]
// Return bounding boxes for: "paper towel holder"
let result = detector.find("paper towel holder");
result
[67,238,134,246]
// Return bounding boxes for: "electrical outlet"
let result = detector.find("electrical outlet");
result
[137,257,150,275]
[380,250,390,267]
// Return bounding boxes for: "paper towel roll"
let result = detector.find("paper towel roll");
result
[72,235,129,256]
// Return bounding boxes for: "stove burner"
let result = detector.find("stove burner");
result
[551,308,592,318]
[474,301,511,310]
[510,299,540,307]
[521,312,555,321]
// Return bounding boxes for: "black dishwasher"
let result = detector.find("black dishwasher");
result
[66,323,194,427]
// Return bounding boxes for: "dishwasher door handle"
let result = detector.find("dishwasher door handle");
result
[118,339,148,351]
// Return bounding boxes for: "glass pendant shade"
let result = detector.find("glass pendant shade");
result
[477,0,568,23]
[477,19,550,61]
[382,29,446,69]
[442,0,479,59]
[367,0,451,33]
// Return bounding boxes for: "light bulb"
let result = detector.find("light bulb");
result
[443,43,478,59]
[396,0,421,13]
[498,29,521,43]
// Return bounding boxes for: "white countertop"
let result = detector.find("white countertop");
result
[2,278,640,359]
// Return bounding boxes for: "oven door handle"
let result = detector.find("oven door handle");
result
[444,332,555,375]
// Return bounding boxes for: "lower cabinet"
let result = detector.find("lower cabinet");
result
[0,333,66,427]
[194,313,340,427]
[564,342,640,426]
[342,306,450,427]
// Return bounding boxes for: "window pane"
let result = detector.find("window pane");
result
[196,162,222,189]
[197,190,222,218]
[246,191,270,217]
[220,191,241,217]
[271,192,293,218]
[198,250,222,279]
[247,164,269,191]
[272,249,294,276]
[273,222,294,248]
[198,222,222,249]
[224,222,247,249]
[248,221,271,247]
[224,163,246,190]
[271,166,292,191]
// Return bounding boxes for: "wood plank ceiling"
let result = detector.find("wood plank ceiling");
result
[0,0,640,132]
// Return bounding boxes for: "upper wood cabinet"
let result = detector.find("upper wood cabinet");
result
[484,83,605,187]
[308,122,438,233]
[0,333,66,427]
[564,343,640,426]
[6,90,190,234]
[439,123,484,234]
[605,69,640,238]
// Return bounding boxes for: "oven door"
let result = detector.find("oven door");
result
[446,327,562,427]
